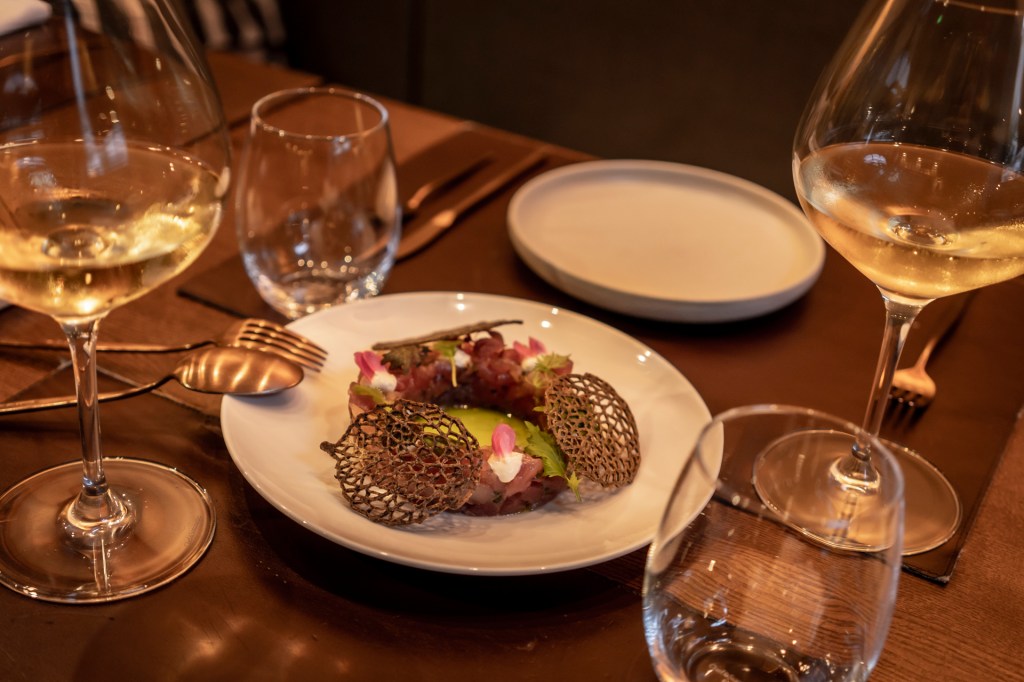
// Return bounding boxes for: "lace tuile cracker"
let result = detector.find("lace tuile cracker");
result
[321,400,481,526]
[544,373,641,487]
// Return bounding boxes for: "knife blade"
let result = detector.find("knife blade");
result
[396,149,548,260]
[402,153,493,222]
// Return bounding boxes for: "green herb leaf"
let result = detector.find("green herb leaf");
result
[350,383,387,405]
[524,422,581,501]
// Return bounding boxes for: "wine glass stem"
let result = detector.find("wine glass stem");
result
[862,297,921,439]
[839,295,923,489]
[59,318,135,549]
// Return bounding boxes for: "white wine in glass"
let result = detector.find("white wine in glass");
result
[755,0,1024,554]
[0,0,231,602]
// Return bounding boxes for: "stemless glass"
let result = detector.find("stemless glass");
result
[0,0,230,602]
[644,405,904,682]
[755,0,1024,554]
[235,87,400,320]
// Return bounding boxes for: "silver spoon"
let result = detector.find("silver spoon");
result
[0,347,304,416]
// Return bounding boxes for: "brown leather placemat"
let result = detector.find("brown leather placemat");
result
[177,253,280,320]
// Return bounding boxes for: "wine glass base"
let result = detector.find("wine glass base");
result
[0,458,215,604]
[881,438,962,555]
[753,430,960,555]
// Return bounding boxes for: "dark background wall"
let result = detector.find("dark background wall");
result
[277,0,867,202]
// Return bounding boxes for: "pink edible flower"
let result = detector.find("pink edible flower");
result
[514,337,547,371]
[488,423,524,483]
[492,423,517,456]
[514,337,546,360]
[354,351,397,392]
[354,350,386,381]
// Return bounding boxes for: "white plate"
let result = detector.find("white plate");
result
[220,292,712,575]
[508,160,825,323]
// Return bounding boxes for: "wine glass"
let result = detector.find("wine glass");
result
[755,0,1024,555]
[0,0,230,602]
[644,405,904,682]
[235,87,400,320]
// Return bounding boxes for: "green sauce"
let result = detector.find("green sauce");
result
[443,406,529,448]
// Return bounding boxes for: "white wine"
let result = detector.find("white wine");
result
[0,141,224,321]
[796,142,1024,301]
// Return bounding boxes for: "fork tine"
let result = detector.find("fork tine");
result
[240,319,327,356]
[889,387,914,407]
[237,329,328,365]
[235,341,323,372]
[241,319,329,358]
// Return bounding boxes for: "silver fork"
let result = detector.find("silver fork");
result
[0,318,328,372]
[889,292,974,409]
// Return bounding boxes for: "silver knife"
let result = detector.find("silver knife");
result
[396,148,548,260]
[402,153,493,223]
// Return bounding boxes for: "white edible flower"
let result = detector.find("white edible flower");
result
[371,371,397,393]
[488,451,524,484]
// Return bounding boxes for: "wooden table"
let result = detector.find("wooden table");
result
[0,51,1022,681]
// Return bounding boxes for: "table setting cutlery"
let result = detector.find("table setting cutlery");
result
[0,317,328,372]
[889,292,975,410]
[401,152,493,223]
[396,148,550,260]
[0,347,304,416]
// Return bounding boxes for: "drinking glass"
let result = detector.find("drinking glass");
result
[0,0,230,602]
[644,405,904,682]
[235,87,400,319]
[755,0,1024,554]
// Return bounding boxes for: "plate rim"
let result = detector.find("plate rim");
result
[507,159,825,323]
[220,291,712,575]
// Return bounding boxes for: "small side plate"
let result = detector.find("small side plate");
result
[508,160,825,323]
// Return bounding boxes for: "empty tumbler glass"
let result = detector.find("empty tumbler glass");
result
[643,405,904,681]
[236,87,400,319]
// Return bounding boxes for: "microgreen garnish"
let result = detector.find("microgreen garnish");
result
[526,352,572,388]
[433,340,461,387]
